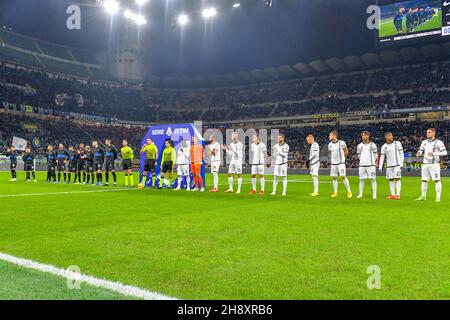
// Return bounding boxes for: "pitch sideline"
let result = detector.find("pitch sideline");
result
[0,252,177,300]
[0,188,139,198]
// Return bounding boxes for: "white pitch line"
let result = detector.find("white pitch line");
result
[0,188,138,198]
[0,252,177,300]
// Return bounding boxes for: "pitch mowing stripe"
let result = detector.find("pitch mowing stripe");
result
[0,252,177,300]
[0,188,139,198]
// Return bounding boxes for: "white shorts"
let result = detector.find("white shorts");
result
[228,161,242,175]
[210,161,220,174]
[310,163,320,176]
[330,164,346,177]
[359,166,376,180]
[177,164,189,176]
[274,163,288,177]
[251,164,265,175]
[421,163,441,181]
[386,166,402,180]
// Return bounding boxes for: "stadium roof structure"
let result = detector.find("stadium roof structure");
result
[146,41,450,89]
[1,24,449,89]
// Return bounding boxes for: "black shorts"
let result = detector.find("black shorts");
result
[24,164,34,172]
[10,162,17,170]
[94,163,103,171]
[105,162,115,172]
[57,163,66,172]
[122,159,132,171]
[161,161,173,174]
[85,163,94,173]
[144,159,156,172]
[76,162,84,172]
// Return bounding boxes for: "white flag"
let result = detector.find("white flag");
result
[12,136,28,151]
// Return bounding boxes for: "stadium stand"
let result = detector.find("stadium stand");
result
[70,47,99,65]
[0,29,113,81]
[1,58,450,124]
[39,56,90,78]
[0,46,41,68]
[0,29,39,52]
[35,40,72,61]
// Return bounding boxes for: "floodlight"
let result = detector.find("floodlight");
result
[103,0,120,15]
[202,7,217,19]
[124,9,147,25]
[177,14,189,26]
[136,0,149,6]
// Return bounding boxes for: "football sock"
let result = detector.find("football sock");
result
[213,172,218,189]
[421,181,428,198]
[343,178,351,192]
[371,179,377,197]
[436,181,442,199]
[395,180,401,196]
[389,180,395,195]
[282,177,287,194]
[312,176,319,193]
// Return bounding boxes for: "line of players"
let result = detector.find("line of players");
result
[4,128,447,201]
[6,139,135,187]
[306,128,447,202]
[394,6,437,34]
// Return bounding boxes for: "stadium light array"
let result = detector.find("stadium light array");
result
[124,9,147,25]
[103,0,120,15]
[177,14,189,26]
[233,2,241,8]
[202,7,217,19]
[135,0,149,6]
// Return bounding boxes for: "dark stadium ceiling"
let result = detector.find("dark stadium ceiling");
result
[0,0,376,76]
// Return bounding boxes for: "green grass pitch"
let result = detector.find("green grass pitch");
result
[0,171,449,299]
[379,10,442,38]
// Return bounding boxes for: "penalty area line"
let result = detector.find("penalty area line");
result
[0,252,177,300]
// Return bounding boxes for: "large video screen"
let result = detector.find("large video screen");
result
[378,0,450,46]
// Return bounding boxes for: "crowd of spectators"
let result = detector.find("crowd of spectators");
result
[141,61,450,122]
[1,59,450,124]
[0,63,148,121]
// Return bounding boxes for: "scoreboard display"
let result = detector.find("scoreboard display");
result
[377,0,450,46]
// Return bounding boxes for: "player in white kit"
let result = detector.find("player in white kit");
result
[328,131,352,198]
[378,132,404,200]
[250,133,267,195]
[208,135,221,192]
[306,134,320,196]
[415,128,447,202]
[222,132,243,194]
[271,134,289,196]
[174,140,190,191]
[356,131,378,199]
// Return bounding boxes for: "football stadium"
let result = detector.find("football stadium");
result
[0,0,449,306]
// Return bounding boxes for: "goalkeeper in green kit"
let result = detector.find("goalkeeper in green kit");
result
[120,139,135,187]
